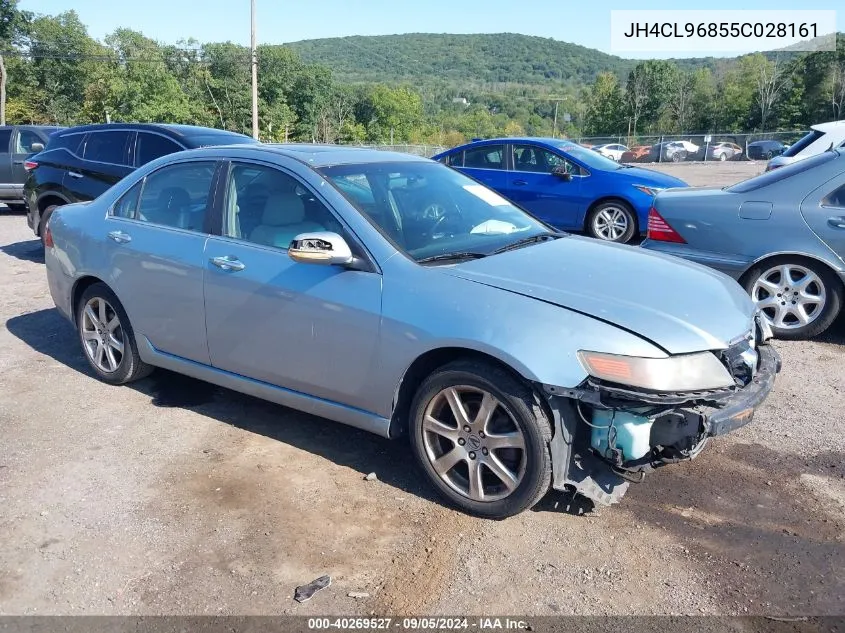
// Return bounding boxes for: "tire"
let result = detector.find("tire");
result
[586,200,637,243]
[765,150,774,160]
[671,152,682,163]
[76,282,153,384]
[5,203,26,213]
[742,257,843,340]
[409,359,552,519]
[39,205,59,247]
[718,153,727,162]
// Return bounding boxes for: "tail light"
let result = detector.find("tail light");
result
[647,207,686,243]
[24,160,38,171]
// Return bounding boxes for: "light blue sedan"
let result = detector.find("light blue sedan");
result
[44,144,780,517]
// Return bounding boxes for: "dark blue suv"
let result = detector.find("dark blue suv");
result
[433,137,687,243]
[24,123,258,245]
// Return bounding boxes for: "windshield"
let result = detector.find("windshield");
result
[550,141,622,171]
[726,152,837,193]
[318,161,553,262]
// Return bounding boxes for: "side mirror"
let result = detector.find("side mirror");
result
[30,142,45,153]
[288,231,354,266]
[552,166,572,181]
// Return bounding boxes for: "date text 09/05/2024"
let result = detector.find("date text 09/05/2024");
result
[307,618,530,630]
[622,22,819,38]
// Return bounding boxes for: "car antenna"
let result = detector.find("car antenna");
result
[827,142,835,152]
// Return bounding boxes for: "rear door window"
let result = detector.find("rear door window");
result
[136,132,183,166]
[83,131,132,165]
[463,144,505,170]
[782,130,824,157]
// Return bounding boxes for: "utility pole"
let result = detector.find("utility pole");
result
[250,0,259,140]
[553,101,559,138]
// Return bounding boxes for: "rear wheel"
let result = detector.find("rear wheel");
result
[671,152,682,162]
[39,205,59,247]
[718,152,727,161]
[409,360,552,519]
[765,150,774,159]
[76,282,153,384]
[743,258,842,339]
[587,201,637,243]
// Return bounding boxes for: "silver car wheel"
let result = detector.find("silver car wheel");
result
[751,264,827,330]
[592,207,629,241]
[81,297,125,373]
[421,385,526,502]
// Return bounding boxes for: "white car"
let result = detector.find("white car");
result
[676,140,700,154]
[767,120,845,171]
[593,143,628,161]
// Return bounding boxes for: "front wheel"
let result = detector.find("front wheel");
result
[409,360,552,519]
[587,201,637,243]
[718,153,727,162]
[743,258,843,339]
[76,282,153,384]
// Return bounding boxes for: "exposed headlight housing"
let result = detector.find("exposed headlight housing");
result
[633,184,665,197]
[577,350,735,392]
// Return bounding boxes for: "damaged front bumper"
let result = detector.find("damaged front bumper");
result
[543,344,781,506]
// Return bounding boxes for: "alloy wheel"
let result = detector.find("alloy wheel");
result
[421,385,526,502]
[592,207,629,241]
[751,264,826,330]
[81,297,125,373]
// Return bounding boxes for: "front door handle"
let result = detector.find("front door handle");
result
[210,255,245,272]
[107,230,131,244]
[13,160,23,165]
[513,179,528,186]
[828,216,845,229]
[68,171,83,179]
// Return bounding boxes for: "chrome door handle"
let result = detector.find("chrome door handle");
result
[210,256,245,272]
[68,171,83,179]
[107,230,131,244]
[828,217,845,229]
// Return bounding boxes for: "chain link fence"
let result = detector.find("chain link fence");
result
[571,131,810,163]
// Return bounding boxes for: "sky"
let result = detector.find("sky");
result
[23,0,845,59]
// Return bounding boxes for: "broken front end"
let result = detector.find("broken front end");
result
[543,320,781,505]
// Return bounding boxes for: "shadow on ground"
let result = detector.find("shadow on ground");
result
[0,239,43,264]
[4,307,442,507]
[624,441,845,615]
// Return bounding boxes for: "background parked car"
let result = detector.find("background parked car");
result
[620,145,651,162]
[647,141,690,163]
[766,120,845,171]
[24,122,258,245]
[747,140,787,160]
[705,141,743,161]
[642,149,845,339]
[592,143,628,161]
[433,137,686,243]
[0,125,65,212]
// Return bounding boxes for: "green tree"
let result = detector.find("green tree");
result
[584,72,624,135]
[358,84,423,143]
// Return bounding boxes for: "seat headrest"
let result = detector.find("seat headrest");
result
[261,193,305,226]
[157,187,191,211]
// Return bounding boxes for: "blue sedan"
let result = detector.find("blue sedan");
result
[43,144,778,518]
[433,138,687,243]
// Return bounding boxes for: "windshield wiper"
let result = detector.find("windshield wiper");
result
[491,232,564,255]
[417,252,488,265]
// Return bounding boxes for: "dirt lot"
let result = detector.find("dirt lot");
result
[1,161,843,617]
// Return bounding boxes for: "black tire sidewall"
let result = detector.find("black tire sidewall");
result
[39,205,58,246]
[588,202,637,244]
[409,363,552,519]
[76,283,144,384]
[743,258,843,339]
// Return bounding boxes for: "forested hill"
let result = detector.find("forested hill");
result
[287,32,721,87]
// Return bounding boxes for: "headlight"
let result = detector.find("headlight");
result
[633,184,665,197]
[577,350,734,392]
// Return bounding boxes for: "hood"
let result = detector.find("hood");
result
[613,165,688,188]
[439,236,755,355]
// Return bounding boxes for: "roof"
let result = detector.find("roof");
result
[811,120,845,132]
[53,122,252,139]
[259,143,430,167]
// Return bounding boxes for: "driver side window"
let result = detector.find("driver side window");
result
[223,162,343,250]
[512,144,581,175]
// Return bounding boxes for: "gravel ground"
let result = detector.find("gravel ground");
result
[0,162,843,617]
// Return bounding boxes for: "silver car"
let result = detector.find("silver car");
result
[642,149,845,339]
[43,144,780,518]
